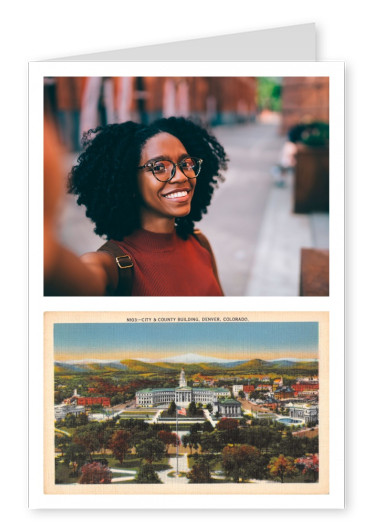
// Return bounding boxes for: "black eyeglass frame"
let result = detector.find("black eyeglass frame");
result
[138,156,203,182]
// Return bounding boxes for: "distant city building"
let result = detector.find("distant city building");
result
[286,403,319,424]
[280,77,329,135]
[217,399,242,418]
[136,369,231,408]
[292,381,319,396]
[76,397,111,407]
[256,384,273,392]
[54,403,85,420]
[232,385,244,396]
[274,386,295,400]
[273,377,283,391]
[243,385,255,398]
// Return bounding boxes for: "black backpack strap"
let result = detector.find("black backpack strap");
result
[193,229,223,295]
[97,241,134,296]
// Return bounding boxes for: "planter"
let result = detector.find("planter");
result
[293,143,329,213]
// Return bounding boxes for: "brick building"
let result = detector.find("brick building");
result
[112,76,258,125]
[76,396,111,407]
[280,77,329,135]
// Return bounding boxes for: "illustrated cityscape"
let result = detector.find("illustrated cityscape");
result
[54,321,320,485]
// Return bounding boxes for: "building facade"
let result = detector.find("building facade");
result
[287,403,319,424]
[136,369,231,408]
[217,399,242,418]
[54,403,85,420]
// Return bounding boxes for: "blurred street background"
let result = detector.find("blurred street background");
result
[45,76,330,296]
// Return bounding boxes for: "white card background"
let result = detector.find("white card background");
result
[4,0,372,527]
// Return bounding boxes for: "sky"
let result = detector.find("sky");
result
[54,321,319,362]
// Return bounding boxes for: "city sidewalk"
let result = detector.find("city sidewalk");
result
[199,121,328,296]
[245,174,328,296]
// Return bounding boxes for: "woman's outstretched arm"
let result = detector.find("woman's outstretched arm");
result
[44,118,118,296]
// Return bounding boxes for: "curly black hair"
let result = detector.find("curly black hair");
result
[68,116,228,240]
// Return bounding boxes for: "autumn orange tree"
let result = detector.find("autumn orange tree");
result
[268,454,297,483]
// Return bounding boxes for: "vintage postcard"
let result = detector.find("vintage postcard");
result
[43,311,329,504]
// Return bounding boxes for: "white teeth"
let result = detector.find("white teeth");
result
[165,191,188,199]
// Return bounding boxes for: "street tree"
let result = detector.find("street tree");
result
[295,454,319,482]
[188,401,197,416]
[73,423,102,456]
[182,431,201,454]
[167,401,177,416]
[157,430,178,453]
[79,461,112,484]
[222,444,264,483]
[55,432,70,457]
[109,430,132,464]
[64,441,89,469]
[268,454,297,483]
[136,438,166,464]
[135,464,162,483]
[216,418,240,445]
[187,461,211,483]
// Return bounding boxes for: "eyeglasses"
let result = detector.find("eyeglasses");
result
[138,156,203,182]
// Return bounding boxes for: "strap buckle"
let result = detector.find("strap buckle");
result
[115,255,133,269]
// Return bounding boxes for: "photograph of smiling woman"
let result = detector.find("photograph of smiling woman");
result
[45,117,228,296]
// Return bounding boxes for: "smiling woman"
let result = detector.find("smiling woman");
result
[45,117,228,296]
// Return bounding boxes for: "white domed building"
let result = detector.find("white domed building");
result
[136,368,231,409]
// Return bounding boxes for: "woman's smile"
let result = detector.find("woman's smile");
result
[162,187,192,200]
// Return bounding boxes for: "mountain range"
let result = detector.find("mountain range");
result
[55,353,318,375]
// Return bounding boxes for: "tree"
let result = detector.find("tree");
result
[268,455,297,483]
[187,462,212,483]
[295,454,319,482]
[202,420,214,432]
[200,431,225,454]
[157,430,178,452]
[79,461,112,484]
[217,418,239,431]
[76,412,89,426]
[216,418,240,444]
[55,432,70,457]
[182,431,200,454]
[167,401,177,416]
[109,430,132,464]
[222,445,264,483]
[136,438,166,463]
[73,424,102,456]
[64,442,89,469]
[238,390,245,399]
[135,464,162,483]
[188,401,197,416]
[64,413,79,428]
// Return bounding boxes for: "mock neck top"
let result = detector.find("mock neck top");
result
[113,228,223,296]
